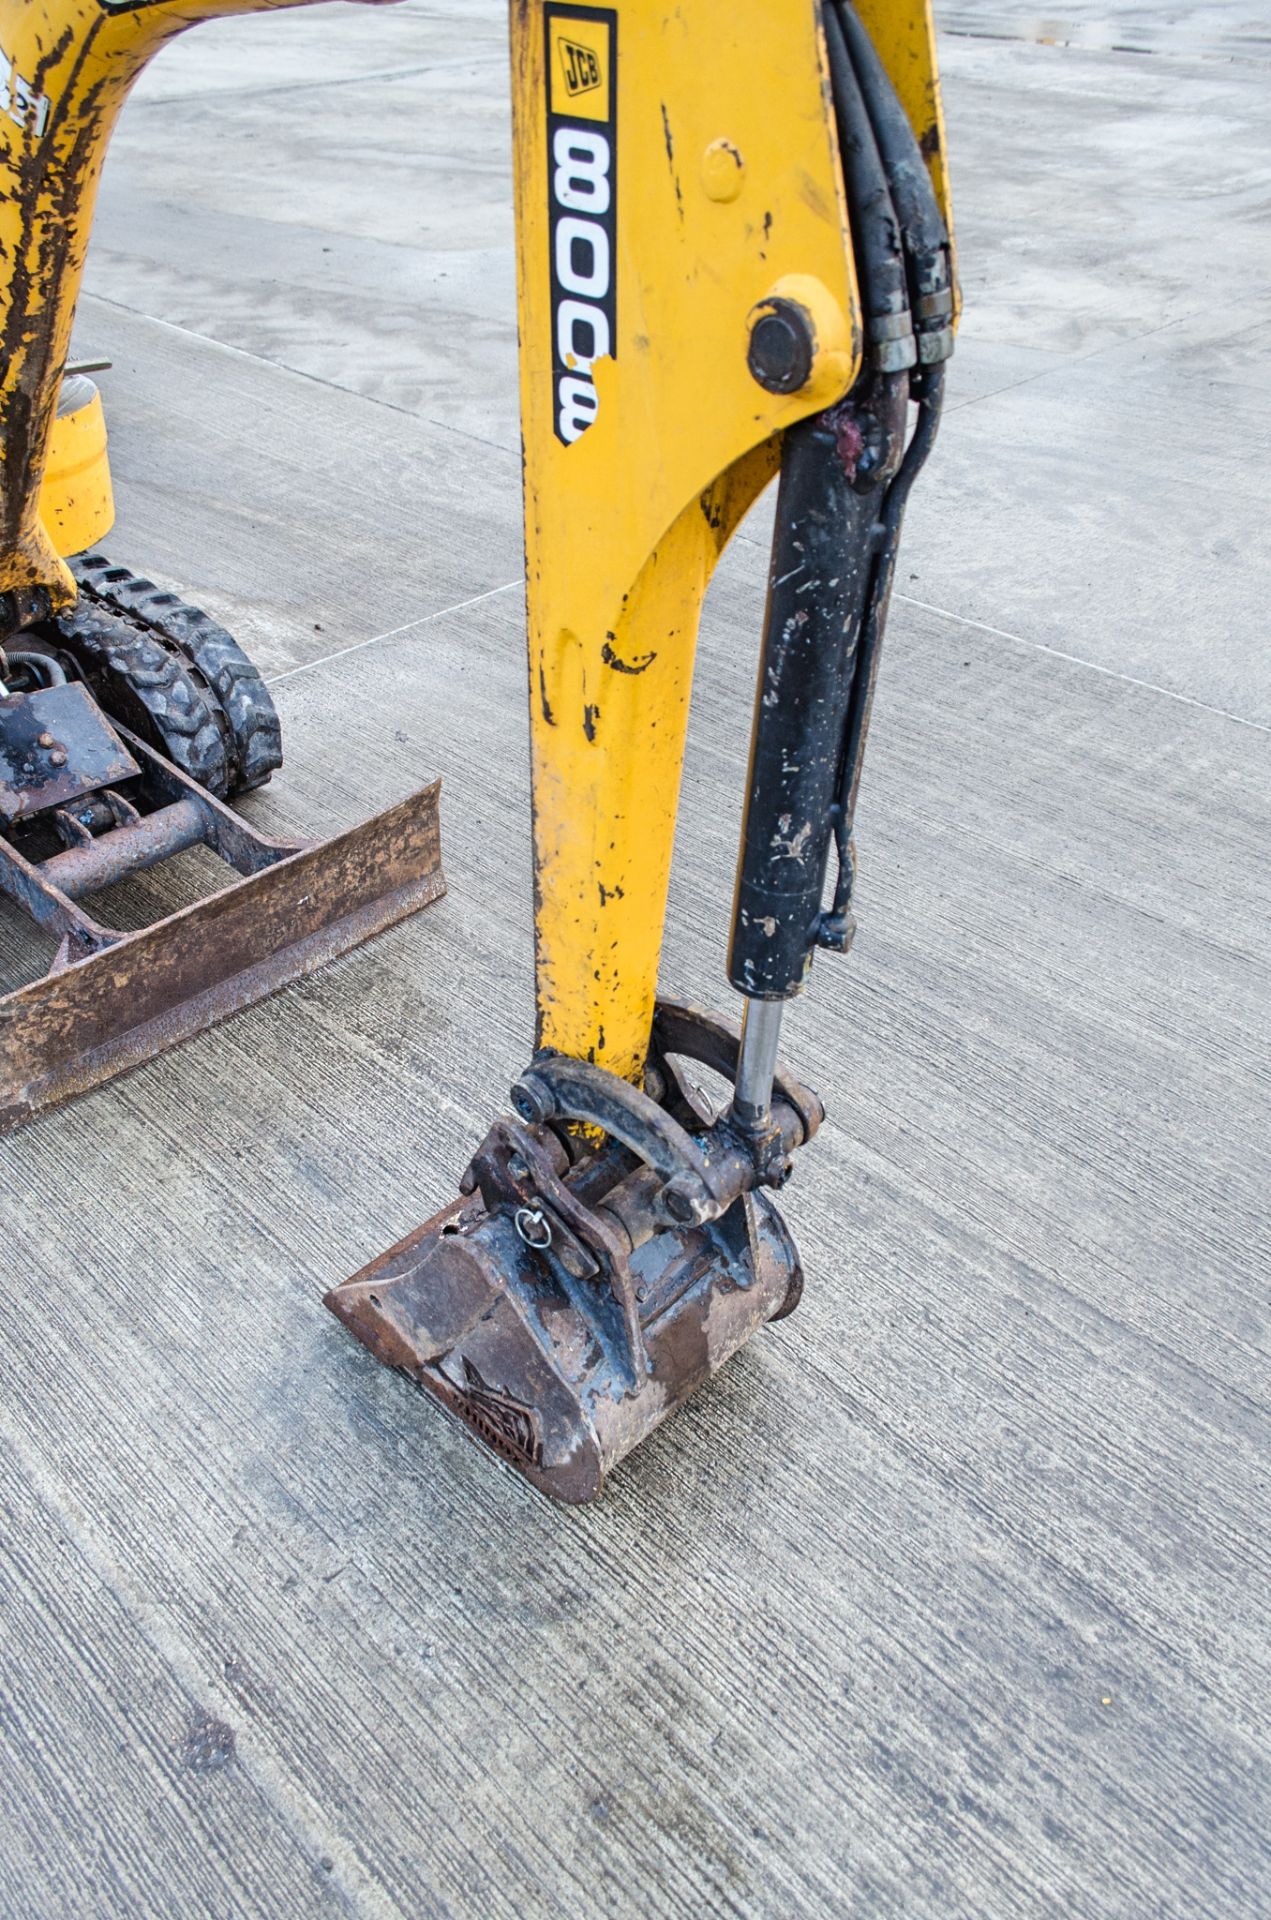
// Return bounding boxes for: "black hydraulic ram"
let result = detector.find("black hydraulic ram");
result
[728,379,906,1008]
[728,0,955,1131]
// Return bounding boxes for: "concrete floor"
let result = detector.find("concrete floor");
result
[2,3,1269,1916]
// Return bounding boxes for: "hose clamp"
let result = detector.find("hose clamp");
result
[868,310,915,343]
[867,310,917,372]
[915,288,954,322]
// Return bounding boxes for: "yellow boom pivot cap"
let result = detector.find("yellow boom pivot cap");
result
[40,374,115,560]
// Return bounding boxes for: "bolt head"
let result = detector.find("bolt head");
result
[701,138,745,203]
[662,1174,709,1226]
[511,1078,552,1124]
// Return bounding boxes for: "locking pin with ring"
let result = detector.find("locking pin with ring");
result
[514,1205,553,1250]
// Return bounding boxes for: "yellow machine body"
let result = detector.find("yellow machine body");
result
[0,0,316,617]
[513,0,952,1082]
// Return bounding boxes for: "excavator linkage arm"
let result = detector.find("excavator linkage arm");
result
[329,0,956,1501]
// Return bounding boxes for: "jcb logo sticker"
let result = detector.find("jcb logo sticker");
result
[559,38,601,100]
[546,7,617,443]
[548,14,610,124]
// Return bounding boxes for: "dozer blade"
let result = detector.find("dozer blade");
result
[0,777,443,1134]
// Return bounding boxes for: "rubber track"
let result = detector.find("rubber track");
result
[71,553,283,795]
[49,593,231,797]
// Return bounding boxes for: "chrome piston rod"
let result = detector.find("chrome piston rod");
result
[733,996,784,1130]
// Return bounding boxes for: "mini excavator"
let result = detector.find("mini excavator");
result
[0,0,444,1132]
[0,0,954,1500]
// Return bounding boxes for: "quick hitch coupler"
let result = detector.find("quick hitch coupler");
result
[325,1000,821,1502]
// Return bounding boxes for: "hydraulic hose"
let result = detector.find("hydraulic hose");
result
[822,4,915,372]
[823,363,947,943]
[833,0,955,363]
[0,648,67,692]
[729,8,953,1121]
